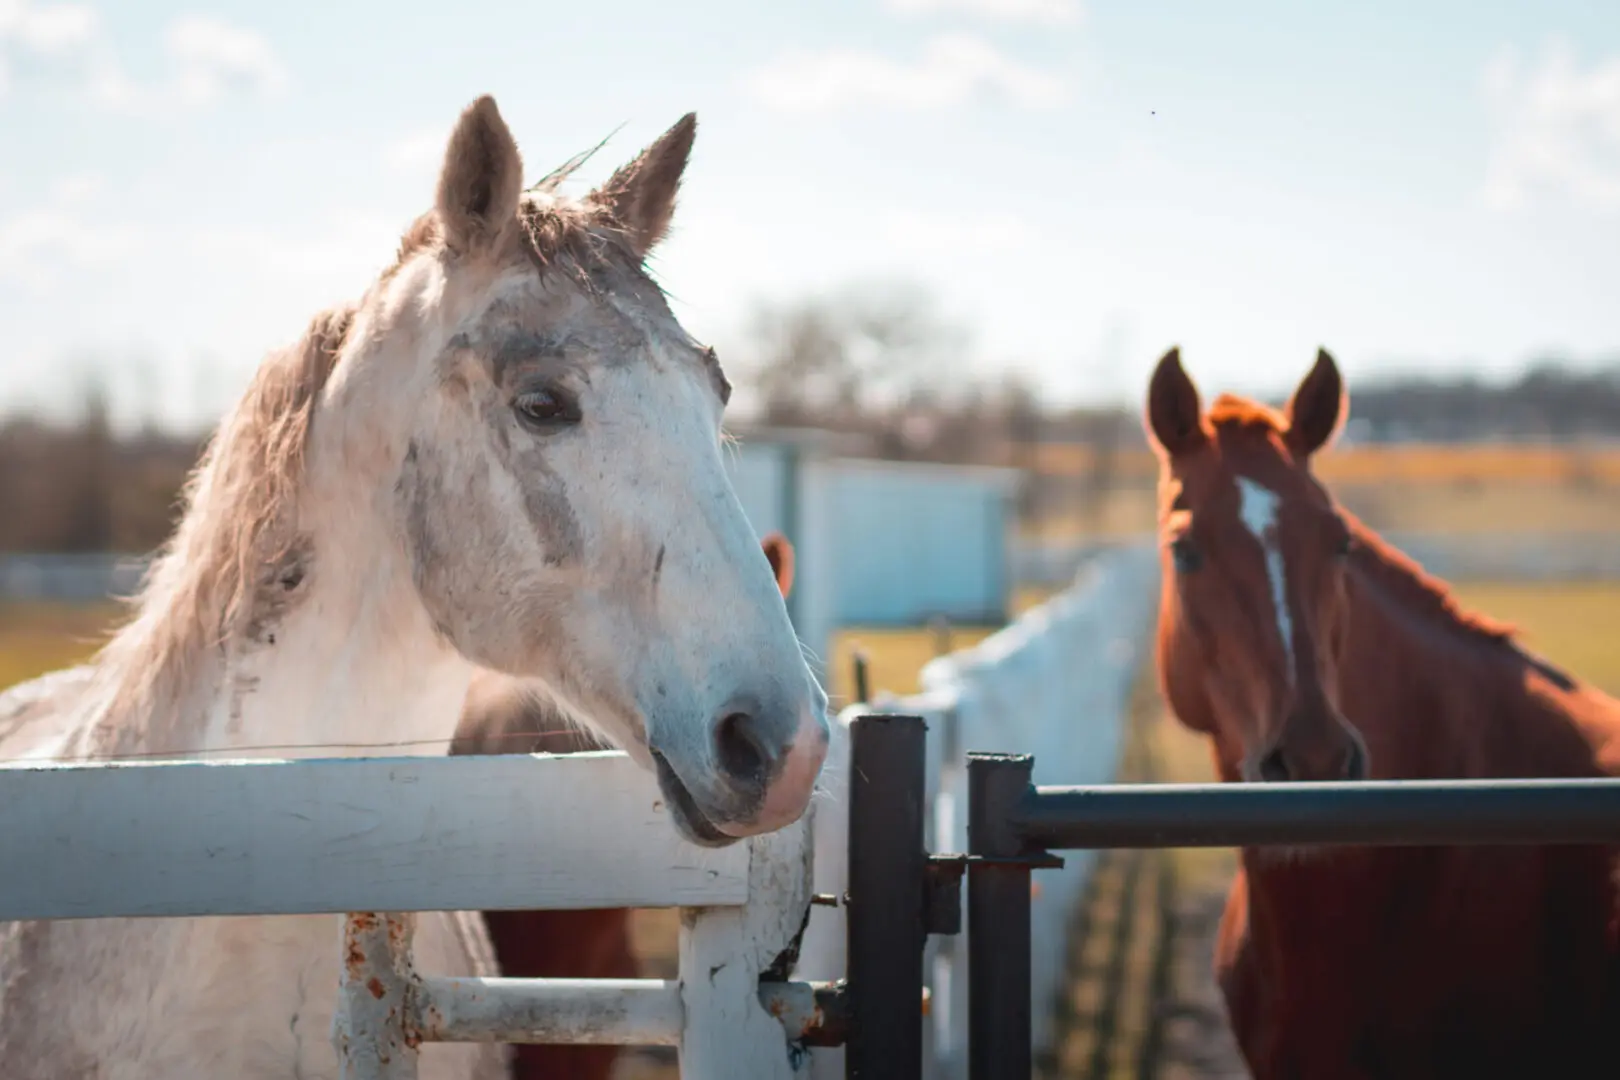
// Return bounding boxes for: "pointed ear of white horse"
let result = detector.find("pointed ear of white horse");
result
[589,113,696,259]
[435,95,525,256]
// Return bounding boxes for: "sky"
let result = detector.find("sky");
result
[1,0,1618,431]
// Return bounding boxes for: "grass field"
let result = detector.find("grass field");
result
[0,601,120,691]
[1028,480,1620,542]
[1027,442,1620,488]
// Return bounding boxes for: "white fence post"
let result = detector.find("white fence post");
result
[334,912,420,1080]
[679,814,817,1078]
[798,716,851,1080]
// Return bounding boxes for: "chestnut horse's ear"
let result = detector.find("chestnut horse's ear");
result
[1285,348,1347,458]
[435,95,525,256]
[589,113,697,259]
[1144,347,1207,457]
[761,532,795,600]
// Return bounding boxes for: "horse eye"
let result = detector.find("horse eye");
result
[1170,535,1202,573]
[1332,521,1354,559]
[512,387,581,431]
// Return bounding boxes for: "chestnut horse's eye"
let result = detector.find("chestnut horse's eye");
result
[1334,524,1355,559]
[1170,535,1202,573]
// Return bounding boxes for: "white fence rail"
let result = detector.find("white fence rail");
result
[799,542,1160,1078]
[0,750,820,1079]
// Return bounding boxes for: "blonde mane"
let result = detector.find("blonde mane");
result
[89,304,353,741]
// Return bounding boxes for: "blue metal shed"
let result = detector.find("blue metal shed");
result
[723,428,1022,675]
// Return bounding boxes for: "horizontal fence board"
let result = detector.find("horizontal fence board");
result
[418,977,685,1046]
[0,751,748,919]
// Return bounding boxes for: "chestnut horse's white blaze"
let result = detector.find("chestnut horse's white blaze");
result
[0,95,826,1079]
[1235,475,1295,684]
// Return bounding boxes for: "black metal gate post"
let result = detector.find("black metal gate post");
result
[967,752,1041,1080]
[845,714,928,1078]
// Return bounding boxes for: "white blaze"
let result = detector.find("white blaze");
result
[1236,476,1294,683]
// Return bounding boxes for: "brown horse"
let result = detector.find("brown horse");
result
[1145,346,1620,1079]
[451,532,798,1080]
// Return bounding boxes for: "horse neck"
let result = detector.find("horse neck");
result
[86,503,474,761]
[1335,525,1534,779]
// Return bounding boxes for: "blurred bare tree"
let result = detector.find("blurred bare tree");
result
[742,281,969,427]
[0,374,200,554]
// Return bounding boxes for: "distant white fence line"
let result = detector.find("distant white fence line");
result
[1014,531,1620,588]
[0,544,1161,1077]
[800,542,1161,1078]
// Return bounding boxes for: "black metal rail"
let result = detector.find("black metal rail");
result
[964,752,1620,1080]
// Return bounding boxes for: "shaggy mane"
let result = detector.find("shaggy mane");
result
[1341,508,1517,643]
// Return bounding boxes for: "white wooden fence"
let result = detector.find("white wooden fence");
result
[0,543,1158,1077]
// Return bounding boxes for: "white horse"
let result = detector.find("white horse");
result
[0,95,829,1079]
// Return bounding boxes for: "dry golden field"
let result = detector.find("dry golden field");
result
[1027,441,1620,487]
[1025,442,1620,542]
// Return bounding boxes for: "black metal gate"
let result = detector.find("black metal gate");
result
[828,713,1620,1079]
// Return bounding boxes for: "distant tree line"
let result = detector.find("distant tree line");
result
[1339,362,1620,444]
[3,290,1617,553]
[0,390,201,555]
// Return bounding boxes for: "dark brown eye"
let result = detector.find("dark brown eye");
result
[1170,534,1201,573]
[513,387,580,431]
[702,346,732,406]
[1333,520,1355,559]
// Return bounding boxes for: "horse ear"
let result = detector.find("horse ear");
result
[1144,347,1206,457]
[435,95,524,256]
[1286,348,1347,458]
[761,532,796,600]
[589,113,696,259]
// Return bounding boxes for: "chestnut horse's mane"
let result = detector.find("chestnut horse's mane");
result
[1205,392,1517,646]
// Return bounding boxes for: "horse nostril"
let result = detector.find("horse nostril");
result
[715,710,772,788]
[1257,746,1291,783]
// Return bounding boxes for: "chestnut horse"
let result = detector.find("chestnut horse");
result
[1146,346,1620,1078]
[450,532,797,1080]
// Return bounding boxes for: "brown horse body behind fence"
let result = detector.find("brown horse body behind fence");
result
[1145,348,1620,1078]
[451,533,798,1080]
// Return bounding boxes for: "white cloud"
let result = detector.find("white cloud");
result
[385,127,448,171]
[91,15,288,113]
[0,196,146,291]
[1480,39,1620,212]
[885,0,1082,26]
[744,33,1067,113]
[876,208,1035,254]
[0,4,287,112]
[162,15,288,104]
[0,0,98,51]
[183,214,402,285]
[0,0,97,96]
